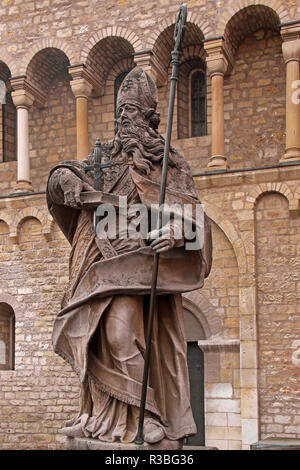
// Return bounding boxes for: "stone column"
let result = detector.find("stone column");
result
[204,38,232,170]
[71,78,93,160]
[11,89,34,192]
[280,23,300,162]
[69,65,103,160]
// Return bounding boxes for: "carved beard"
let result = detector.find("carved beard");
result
[111,116,174,176]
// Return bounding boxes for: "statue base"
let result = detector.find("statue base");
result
[66,436,183,451]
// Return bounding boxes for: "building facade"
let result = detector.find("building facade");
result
[0,0,299,450]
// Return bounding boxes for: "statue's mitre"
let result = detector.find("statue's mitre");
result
[116,67,158,112]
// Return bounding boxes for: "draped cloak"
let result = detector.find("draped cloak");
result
[46,149,212,443]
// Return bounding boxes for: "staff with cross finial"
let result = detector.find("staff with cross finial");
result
[84,138,117,231]
[135,3,188,446]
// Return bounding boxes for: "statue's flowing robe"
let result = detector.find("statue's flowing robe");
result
[47,149,212,443]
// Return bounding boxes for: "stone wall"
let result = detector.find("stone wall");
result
[225,29,286,169]
[0,197,78,449]
[29,71,76,192]
[0,0,299,451]
[255,192,300,438]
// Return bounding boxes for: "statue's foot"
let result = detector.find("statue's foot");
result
[61,422,85,438]
[143,419,165,444]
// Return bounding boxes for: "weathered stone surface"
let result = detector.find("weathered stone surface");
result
[0,0,299,452]
[66,437,183,451]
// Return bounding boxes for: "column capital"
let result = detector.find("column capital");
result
[133,50,166,87]
[11,88,34,109]
[203,37,234,77]
[68,64,103,98]
[10,76,46,108]
[281,22,300,63]
[70,78,93,99]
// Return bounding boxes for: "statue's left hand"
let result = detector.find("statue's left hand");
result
[59,169,94,209]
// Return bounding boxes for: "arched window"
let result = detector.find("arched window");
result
[0,62,17,162]
[114,71,130,117]
[178,59,207,139]
[191,70,206,137]
[0,303,15,370]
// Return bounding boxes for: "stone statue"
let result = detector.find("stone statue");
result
[46,67,212,446]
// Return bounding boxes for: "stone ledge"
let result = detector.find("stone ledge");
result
[198,339,240,352]
[251,438,300,450]
[66,436,183,451]
[193,163,300,190]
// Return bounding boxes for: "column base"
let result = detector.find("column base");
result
[280,147,300,163]
[13,180,34,193]
[205,155,228,171]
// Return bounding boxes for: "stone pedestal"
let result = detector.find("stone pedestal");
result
[66,436,183,451]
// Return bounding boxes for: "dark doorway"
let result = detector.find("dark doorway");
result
[185,341,205,446]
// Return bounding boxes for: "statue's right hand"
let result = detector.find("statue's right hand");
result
[59,169,93,209]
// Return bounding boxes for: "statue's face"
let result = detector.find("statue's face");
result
[117,103,145,129]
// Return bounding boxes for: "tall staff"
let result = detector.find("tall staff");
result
[135,3,187,446]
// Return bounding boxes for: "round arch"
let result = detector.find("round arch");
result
[81,34,138,93]
[218,1,289,39]
[201,199,248,274]
[183,291,222,340]
[145,10,213,50]
[80,26,143,64]
[18,39,75,77]
[0,213,11,234]
[0,53,18,77]
[0,294,24,324]
[247,182,294,211]
[10,208,52,241]
[150,21,205,78]
[24,47,70,97]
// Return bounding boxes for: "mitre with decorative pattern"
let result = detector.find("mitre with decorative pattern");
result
[116,67,158,113]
